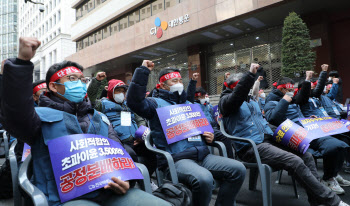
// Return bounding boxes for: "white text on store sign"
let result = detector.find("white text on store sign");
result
[150,14,190,36]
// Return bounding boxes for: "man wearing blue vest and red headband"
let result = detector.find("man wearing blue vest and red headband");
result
[127,60,246,206]
[0,37,170,206]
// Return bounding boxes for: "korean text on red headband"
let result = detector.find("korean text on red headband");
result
[159,72,182,84]
[195,92,202,97]
[50,67,83,82]
[33,83,47,94]
[277,83,294,89]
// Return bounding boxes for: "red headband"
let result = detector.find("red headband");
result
[195,92,202,97]
[50,66,83,82]
[33,83,47,94]
[156,72,182,89]
[312,81,318,86]
[277,83,294,89]
[273,82,277,87]
[224,80,240,90]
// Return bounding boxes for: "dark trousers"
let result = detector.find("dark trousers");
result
[124,139,157,175]
[238,140,340,206]
[308,136,348,180]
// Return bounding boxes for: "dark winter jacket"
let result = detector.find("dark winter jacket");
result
[0,58,122,146]
[264,83,310,126]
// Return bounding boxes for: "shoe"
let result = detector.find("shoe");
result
[339,201,350,206]
[151,181,159,191]
[345,162,350,174]
[322,177,345,195]
[336,175,350,187]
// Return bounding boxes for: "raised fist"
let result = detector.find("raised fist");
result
[142,60,154,71]
[321,64,329,72]
[305,71,314,81]
[257,76,264,81]
[18,37,41,61]
[96,72,107,81]
[250,63,259,74]
[192,73,199,81]
[333,78,339,84]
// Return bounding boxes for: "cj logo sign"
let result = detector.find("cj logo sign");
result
[150,17,168,39]
[150,14,189,39]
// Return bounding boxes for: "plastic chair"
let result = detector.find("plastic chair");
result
[19,154,153,205]
[144,132,227,188]
[219,121,298,206]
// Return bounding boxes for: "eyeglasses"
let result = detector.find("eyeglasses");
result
[66,75,90,84]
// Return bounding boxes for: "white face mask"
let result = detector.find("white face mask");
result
[286,92,294,98]
[169,83,184,95]
[328,77,332,81]
[200,98,210,104]
[113,93,124,103]
[260,93,266,99]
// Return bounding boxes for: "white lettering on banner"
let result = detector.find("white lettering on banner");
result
[62,148,100,171]
[305,123,319,131]
[169,106,192,116]
[70,138,110,152]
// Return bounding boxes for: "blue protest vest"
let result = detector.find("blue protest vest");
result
[320,95,340,119]
[198,103,215,127]
[301,98,326,118]
[32,107,109,206]
[101,99,138,141]
[223,100,273,152]
[148,98,207,156]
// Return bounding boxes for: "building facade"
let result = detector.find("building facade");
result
[18,0,76,81]
[67,0,350,104]
[0,0,18,63]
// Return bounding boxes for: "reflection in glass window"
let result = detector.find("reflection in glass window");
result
[110,21,119,35]
[83,36,89,48]
[96,29,102,42]
[152,0,163,15]
[128,10,140,27]
[165,0,178,9]
[89,34,95,46]
[102,26,110,39]
[119,17,128,31]
[140,4,151,21]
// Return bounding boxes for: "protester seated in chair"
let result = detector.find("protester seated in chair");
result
[127,60,246,206]
[264,72,349,199]
[219,63,348,206]
[0,37,170,206]
[88,73,158,189]
[193,86,234,158]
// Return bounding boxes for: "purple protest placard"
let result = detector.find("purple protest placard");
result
[135,125,150,140]
[299,117,349,138]
[47,134,143,203]
[273,119,313,154]
[156,104,214,144]
[347,104,350,121]
[21,143,31,162]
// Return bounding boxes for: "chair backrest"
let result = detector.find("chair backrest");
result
[9,139,22,206]
[18,153,49,206]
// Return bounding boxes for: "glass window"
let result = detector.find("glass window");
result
[102,26,110,39]
[96,29,102,42]
[88,0,94,11]
[152,0,164,15]
[95,0,102,7]
[110,21,119,35]
[119,17,128,31]
[128,10,140,27]
[82,3,88,17]
[140,4,151,21]
[58,10,61,21]
[89,33,95,45]
[83,36,89,48]
[76,8,81,20]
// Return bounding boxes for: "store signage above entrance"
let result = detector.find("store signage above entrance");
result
[150,14,190,39]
